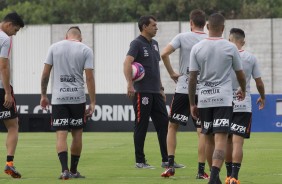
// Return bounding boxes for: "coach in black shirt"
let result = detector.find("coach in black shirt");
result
[123,15,169,169]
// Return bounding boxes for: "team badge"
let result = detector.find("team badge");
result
[153,44,159,52]
[142,97,149,105]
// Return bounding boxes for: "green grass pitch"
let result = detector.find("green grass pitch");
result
[0,132,281,184]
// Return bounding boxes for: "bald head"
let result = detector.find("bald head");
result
[207,13,225,33]
[66,26,82,41]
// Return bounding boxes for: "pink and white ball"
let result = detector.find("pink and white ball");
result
[132,62,145,82]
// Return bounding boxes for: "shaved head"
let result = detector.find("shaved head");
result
[66,26,82,41]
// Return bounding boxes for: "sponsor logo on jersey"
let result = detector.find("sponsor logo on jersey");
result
[203,121,212,129]
[200,88,220,95]
[234,104,247,109]
[59,87,78,92]
[213,119,229,127]
[56,96,81,101]
[172,113,188,122]
[230,123,246,133]
[52,118,68,126]
[60,75,76,82]
[143,47,149,57]
[142,97,149,105]
[0,111,11,119]
[204,81,220,87]
[200,98,223,104]
[70,118,83,126]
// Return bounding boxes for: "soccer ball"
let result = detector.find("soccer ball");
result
[132,62,145,82]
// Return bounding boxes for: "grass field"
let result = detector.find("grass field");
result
[0,132,281,184]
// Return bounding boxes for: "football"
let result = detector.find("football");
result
[132,62,145,82]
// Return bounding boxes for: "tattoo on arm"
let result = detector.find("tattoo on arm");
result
[212,149,225,161]
[41,77,49,95]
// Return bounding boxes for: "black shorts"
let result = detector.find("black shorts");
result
[230,112,252,138]
[199,106,233,134]
[52,103,86,131]
[169,93,200,128]
[0,87,18,120]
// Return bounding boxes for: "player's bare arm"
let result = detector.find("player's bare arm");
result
[40,64,52,109]
[188,71,198,120]
[0,57,13,109]
[161,44,180,83]
[235,70,246,101]
[123,55,135,98]
[85,69,96,116]
[255,77,265,110]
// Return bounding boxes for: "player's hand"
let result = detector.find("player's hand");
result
[160,90,166,102]
[40,96,50,110]
[127,83,135,100]
[236,88,246,101]
[170,72,180,83]
[85,103,95,117]
[190,104,199,120]
[3,93,14,109]
[256,97,265,110]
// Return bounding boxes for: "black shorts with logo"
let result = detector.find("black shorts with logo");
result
[0,87,18,121]
[169,93,200,128]
[230,112,252,138]
[199,106,233,134]
[51,103,86,131]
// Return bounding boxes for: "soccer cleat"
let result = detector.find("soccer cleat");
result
[135,162,155,169]
[161,161,185,168]
[58,170,70,180]
[229,178,240,184]
[225,176,231,184]
[196,172,209,179]
[4,164,21,178]
[161,167,175,177]
[69,171,85,178]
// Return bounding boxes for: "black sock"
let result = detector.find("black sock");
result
[225,162,232,177]
[231,163,241,180]
[7,155,14,162]
[70,155,80,173]
[198,162,205,174]
[209,166,220,184]
[168,155,174,167]
[58,151,68,172]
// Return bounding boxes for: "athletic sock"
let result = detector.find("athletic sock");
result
[225,162,232,177]
[70,154,80,173]
[209,166,220,184]
[168,155,175,167]
[58,151,68,172]
[198,162,205,174]
[231,163,241,180]
[6,155,14,162]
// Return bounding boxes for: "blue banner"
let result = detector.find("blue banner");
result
[251,94,282,132]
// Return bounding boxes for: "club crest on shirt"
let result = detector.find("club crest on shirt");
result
[142,97,149,105]
[143,47,149,57]
[153,44,158,52]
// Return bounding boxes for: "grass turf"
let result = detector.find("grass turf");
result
[0,132,281,184]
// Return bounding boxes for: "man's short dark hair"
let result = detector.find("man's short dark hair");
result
[230,28,245,39]
[190,9,206,28]
[138,15,156,32]
[3,12,24,27]
[208,13,225,31]
[67,26,81,34]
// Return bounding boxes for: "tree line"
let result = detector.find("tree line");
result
[0,0,281,24]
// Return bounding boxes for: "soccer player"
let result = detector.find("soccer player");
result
[0,12,24,179]
[40,26,96,180]
[188,13,246,184]
[123,15,183,169]
[160,9,211,178]
[224,28,265,184]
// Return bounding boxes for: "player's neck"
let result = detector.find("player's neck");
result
[141,33,152,42]
[208,30,223,37]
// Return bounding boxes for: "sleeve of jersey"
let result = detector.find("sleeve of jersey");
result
[44,46,53,65]
[232,47,243,71]
[84,47,94,69]
[170,34,181,49]
[0,37,11,58]
[126,40,139,59]
[252,56,262,79]
[189,46,199,71]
